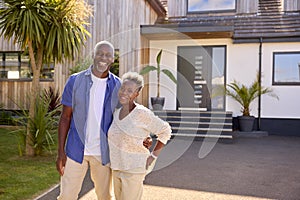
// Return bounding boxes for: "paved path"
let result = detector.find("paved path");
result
[38,135,300,200]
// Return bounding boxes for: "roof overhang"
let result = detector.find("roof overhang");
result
[140,24,234,40]
[233,36,300,43]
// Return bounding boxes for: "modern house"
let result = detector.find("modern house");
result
[1,0,299,136]
[141,0,300,136]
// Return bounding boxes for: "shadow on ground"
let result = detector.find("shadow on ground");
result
[144,135,300,200]
[38,135,300,200]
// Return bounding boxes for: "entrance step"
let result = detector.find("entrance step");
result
[153,110,234,141]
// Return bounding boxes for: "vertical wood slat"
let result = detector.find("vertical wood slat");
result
[0,35,20,51]
[138,39,150,107]
[0,81,53,110]
[284,0,300,11]
[168,0,186,17]
[237,0,258,14]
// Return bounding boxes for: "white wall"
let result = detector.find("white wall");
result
[261,43,300,118]
[148,39,300,119]
[147,43,178,110]
[227,43,260,117]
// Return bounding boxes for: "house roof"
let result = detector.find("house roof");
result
[233,0,300,43]
[141,0,300,43]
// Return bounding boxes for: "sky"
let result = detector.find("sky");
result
[274,53,300,82]
[188,0,236,12]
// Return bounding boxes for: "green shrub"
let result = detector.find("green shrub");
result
[0,103,15,125]
[43,86,61,116]
[111,50,119,76]
[69,56,92,74]
[11,90,61,156]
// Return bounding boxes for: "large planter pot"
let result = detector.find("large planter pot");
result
[238,116,255,132]
[151,97,165,110]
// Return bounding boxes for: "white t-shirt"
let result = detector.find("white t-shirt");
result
[84,73,107,155]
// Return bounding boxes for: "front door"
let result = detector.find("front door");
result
[177,46,226,111]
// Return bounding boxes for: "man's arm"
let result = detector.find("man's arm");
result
[56,105,72,176]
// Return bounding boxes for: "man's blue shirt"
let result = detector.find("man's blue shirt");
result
[61,67,121,165]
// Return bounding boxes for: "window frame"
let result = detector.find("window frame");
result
[187,0,237,14]
[0,51,54,81]
[272,51,300,86]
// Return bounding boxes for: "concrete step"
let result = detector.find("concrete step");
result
[154,110,233,140]
[168,121,232,128]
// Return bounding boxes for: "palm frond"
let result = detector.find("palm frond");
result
[225,73,278,116]
[162,69,177,84]
[140,65,158,75]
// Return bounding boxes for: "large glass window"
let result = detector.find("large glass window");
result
[211,47,225,110]
[188,0,236,13]
[0,52,54,80]
[273,52,300,85]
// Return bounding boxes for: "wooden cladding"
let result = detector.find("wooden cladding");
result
[168,0,187,17]
[285,0,300,11]
[0,0,161,109]
[0,80,54,110]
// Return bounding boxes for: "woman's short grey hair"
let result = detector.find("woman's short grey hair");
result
[94,41,114,56]
[121,72,144,92]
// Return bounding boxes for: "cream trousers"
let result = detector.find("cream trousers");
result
[112,170,146,200]
[57,156,113,200]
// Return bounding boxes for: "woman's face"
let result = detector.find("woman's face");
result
[118,80,139,106]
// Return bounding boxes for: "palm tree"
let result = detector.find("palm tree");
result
[225,73,278,116]
[0,0,92,156]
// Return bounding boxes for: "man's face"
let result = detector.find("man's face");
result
[93,44,114,73]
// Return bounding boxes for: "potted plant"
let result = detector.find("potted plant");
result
[225,73,278,131]
[140,49,177,110]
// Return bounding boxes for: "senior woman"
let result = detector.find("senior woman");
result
[108,71,171,200]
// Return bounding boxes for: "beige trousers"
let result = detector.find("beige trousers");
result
[112,170,146,200]
[57,156,113,200]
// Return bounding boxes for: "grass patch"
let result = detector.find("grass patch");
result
[0,127,60,200]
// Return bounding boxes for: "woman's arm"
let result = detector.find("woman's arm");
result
[144,110,172,169]
[146,140,165,169]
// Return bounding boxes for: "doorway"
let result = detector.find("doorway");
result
[177,46,226,111]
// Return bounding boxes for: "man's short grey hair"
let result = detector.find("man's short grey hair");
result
[94,41,114,56]
[121,72,144,92]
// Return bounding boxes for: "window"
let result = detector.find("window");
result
[0,51,54,80]
[211,47,226,110]
[188,0,236,13]
[273,52,300,85]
